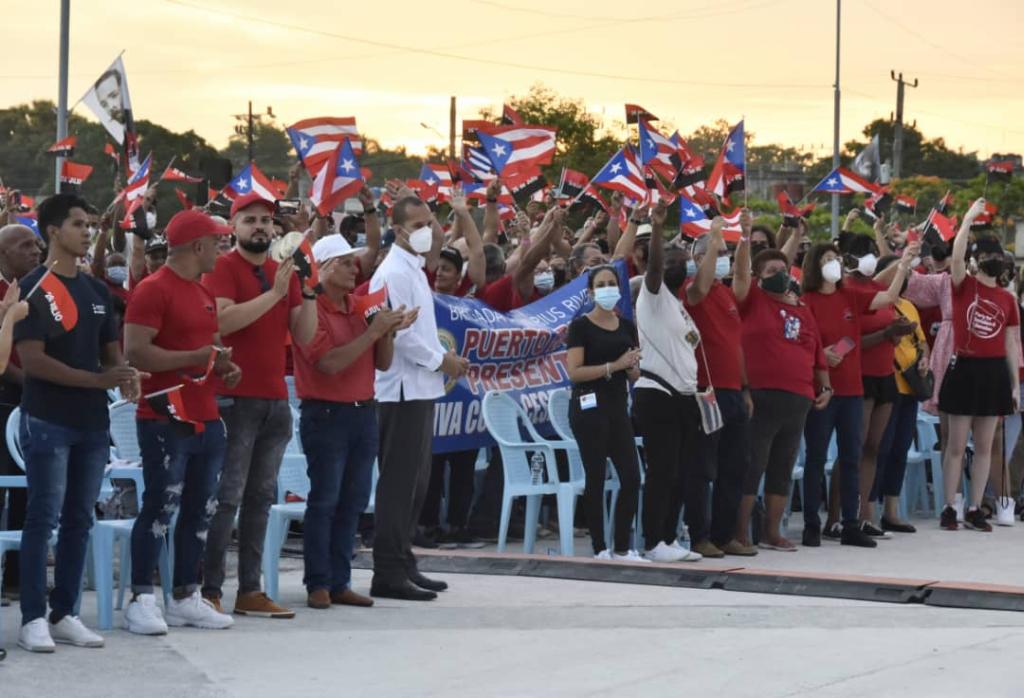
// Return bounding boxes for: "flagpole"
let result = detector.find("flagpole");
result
[830,0,842,239]
[110,383,183,410]
[23,260,59,300]
[55,0,70,193]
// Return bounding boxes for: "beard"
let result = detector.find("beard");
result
[238,236,271,254]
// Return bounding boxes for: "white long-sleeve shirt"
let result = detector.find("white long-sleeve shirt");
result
[370,245,446,402]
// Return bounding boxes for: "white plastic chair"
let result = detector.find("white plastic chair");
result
[481,391,577,556]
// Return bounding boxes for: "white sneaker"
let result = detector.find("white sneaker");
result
[995,498,1016,527]
[18,618,55,653]
[125,593,169,636]
[954,493,965,523]
[669,540,704,562]
[165,591,233,629]
[593,549,613,560]
[644,541,687,562]
[613,549,652,563]
[50,615,104,648]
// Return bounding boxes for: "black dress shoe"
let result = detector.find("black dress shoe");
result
[370,580,437,601]
[801,526,821,547]
[409,571,448,592]
[880,517,917,533]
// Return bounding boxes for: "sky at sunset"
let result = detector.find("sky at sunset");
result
[3,0,1023,159]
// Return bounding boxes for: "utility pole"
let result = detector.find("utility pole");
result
[56,0,70,193]
[233,101,275,163]
[449,96,457,162]
[831,0,841,239]
[890,71,918,179]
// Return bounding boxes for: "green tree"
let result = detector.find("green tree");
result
[845,118,980,181]
[221,121,293,180]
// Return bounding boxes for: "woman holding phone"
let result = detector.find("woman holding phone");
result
[799,241,916,547]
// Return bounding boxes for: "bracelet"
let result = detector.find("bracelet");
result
[818,386,833,396]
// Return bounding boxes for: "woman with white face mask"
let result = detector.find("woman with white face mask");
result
[565,264,645,562]
[836,231,916,540]
[800,243,916,547]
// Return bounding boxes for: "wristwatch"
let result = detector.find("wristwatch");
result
[301,290,317,300]
[818,386,834,396]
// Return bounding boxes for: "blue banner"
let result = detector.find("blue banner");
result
[431,260,631,454]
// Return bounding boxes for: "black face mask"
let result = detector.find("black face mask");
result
[239,237,271,254]
[750,243,768,257]
[664,263,688,293]
[979,258,1006,278]
[760,270,790,294]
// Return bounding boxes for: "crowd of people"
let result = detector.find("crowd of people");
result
[0,171,1020,657]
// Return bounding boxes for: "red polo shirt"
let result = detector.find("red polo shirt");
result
[125,266,220,422]
[682,280,743,390]
[477,273,538,312]
[201,250,301,399]
[294,293,376,403]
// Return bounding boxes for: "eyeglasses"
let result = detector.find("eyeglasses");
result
[253,265,270,293]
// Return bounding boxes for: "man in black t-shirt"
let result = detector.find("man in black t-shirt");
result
[14,194,142,654]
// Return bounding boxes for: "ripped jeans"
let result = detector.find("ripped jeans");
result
[130,419,226,597]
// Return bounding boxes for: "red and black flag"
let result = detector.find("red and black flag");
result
[292,238,320,294]
[504,167,547,205]
[47,136,77,158]
[671,155,706,192]
[174,187,194,210]
[59,161,94,192]
[986,160,1014,183]
[352,285,388,323]
[625,104,657,124]
[501,104,524,126]
[181,347,221,385]
[894,194,917,215]
[689,186,721,219]
[461,119,491,142]
[925,210,959,242]
[863,188,892,220]
[934,191,954,215]
[970,201,998,231]
[556,168,589,200]
[569,184,608,216]
[26,268,79,338]
[776,191,815,227]
[147,385,204,436]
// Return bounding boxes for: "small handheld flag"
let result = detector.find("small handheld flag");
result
[47,136,77,158]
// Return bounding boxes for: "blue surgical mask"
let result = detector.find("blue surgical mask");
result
[355,233,367,247]
[686,260,697,277]
[593,286,621,310]
[715,256,731,279]
[534,271,555,291]
[106,265,128,286]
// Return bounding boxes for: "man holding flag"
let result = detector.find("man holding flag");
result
[200,192,317,619]
[15,193,143,653]
[123,209,242,635]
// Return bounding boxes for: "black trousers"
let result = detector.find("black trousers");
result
[0,400,23,589]
[683,389,751,546]
[568,390,640,554]
[633,388,702,548]
[372,400,434,586]
[420,449,478,529]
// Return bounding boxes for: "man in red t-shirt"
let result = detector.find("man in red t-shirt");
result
[477,206,565,312]
[681,212,756,558]
[199,192,318,618]
[124,209,243,635]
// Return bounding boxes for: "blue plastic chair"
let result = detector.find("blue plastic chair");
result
[899,413,942,518]
[547,389,620,551]
[263,407,309,601]
[481,391,577,556]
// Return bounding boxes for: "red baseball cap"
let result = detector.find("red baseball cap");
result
[164,209,232,247]
[230,192,276,218]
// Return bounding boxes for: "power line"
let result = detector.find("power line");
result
[162,0,826,90]
[466,0,778,22]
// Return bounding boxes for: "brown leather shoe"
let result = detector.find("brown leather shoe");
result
[202,594,226,614]
[330,589,374,607]
[234,591,295,618]
[307,589,331,610]
[691,539,725,559]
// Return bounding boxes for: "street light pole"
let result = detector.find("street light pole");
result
[56,0,71,193]
[831,0,841,239]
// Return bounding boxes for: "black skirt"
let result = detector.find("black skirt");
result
[938,356,1015,417]
[862,374,898,406]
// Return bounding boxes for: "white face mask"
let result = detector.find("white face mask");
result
[407,225,432,254]
[534,271,555,291]
[857,253,878,276]
[911,256,921,268]
[145,211,158,230]
[714,256,731,279]
[822,259,843,283]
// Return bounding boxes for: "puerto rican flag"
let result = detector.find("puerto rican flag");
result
[287,116,363,175]
[309,139,364,216]
[419,163,452,200]
[638,119,678,181]
[123,153,152,203]
[811,166,878,195]
[591,147,647,201]
[222,162,278,202]
[475,125,557,176]
[706,120,745,205]
[679,193,742,241]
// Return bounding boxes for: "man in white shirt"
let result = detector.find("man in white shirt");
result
[369,196,469,601]
[633,202,704,563]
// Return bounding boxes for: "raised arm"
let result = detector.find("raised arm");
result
[952,198,986,287]
[685,217,725,305]
[605,192,624,252]
[873,214,893,258]
[512,207,561,299]
[644,202,668,294]
[482,178,501,244]
[780,217,804,268]
[356,186,381,277]
[732,208,754,303]
[451,185,486,289]
[869,242,919,310]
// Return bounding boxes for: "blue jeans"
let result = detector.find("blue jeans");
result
[299,401,377,593]
[18,414,109,624]
[802,395,864,529]
[131,420,226,595]
[873,393,919,500]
